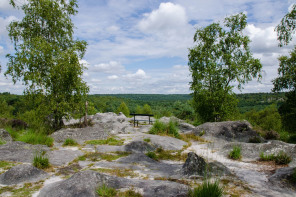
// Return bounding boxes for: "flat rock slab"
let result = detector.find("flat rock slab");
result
[48,149,84,166]
[0,164,48,185]
[0,141,49,163]
[117,133,187,150]
[38,170,189,197]
[96,141,156,153]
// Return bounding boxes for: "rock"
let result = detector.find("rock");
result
[57,163,82,176]
[0,141,49,163]
[0,129,12,143]
[178,122,195,133]
[0,164,48,185]
[48,149,84,166]
[182,152,207,177]
[38,170,189,197]
[269,167,296,188]
[208,161,233,176]
[159,116,183,124]
[124,141,156,153]
[192,121,262,142]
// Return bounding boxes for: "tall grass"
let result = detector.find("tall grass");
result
[188,180,224,197]
[260,151,292,165]
[96,184,117,197]
[16,130,54,147]
[149,120,180,138]
[33,152,50,169]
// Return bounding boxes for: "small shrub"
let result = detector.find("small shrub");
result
[248,136,261,143]
[188,180,223,197]
[228,146,241,160]
[146,151,157,160]
[96,184,117,197]
[63,138,78,146]
[149,120,180,138]
[259,151,292,165]
[33,152,50,169]
[143,138,150,143]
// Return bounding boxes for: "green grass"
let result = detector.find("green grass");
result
[0,160,15,169]
[33,152,50,169]
[146,151,157,160]
[0,182,43,196]
[259,151,292,165]
[5,126,20,140]
[92,167,138,178]
[63,138,78,146]
[118,189,143,197]
[145,148,187,161]
[0,138,5,145]
[82,151,130,162]
[16,130,54,147]
[149,120,180,138]
[96,184,117,197]
[143,138,151,143]
[85,137,124,146]
[228,146,242,160]
[188,180,224,197]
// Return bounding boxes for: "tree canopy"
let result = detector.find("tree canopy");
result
[188,13,262,122]
[5,0,88,131]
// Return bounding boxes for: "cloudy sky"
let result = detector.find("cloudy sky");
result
[0,0,295,94]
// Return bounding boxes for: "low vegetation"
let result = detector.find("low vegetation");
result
[92,167,138,178]
[85,137,124,146]
[228,146,242,160]
[146,147,187,161]
[259,151,292,165]
[63,138,78,146]
[96,184,143,197]
[33,152,50,169]
[143,138,151,143]
[0,182,43,196]
[188,180,224,197]
[149,120,180,138]
[81,151,130,162]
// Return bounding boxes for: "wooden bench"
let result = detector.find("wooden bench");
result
[130,113,154,127]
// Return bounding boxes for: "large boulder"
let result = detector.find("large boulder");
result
[192,121,262,142]
[0,164,48,185]
[38,170,189,197]
[0,129,12,143]
[182,152,207,177]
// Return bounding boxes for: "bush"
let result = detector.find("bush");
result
[149,120,180,138]
[96,184,117,197]
[33,152,50,169]
[16,130,54,147]
[188,180,223,197]
[63,138,78,146]
[146,151,157,160]
[228,146,241,160]
[259,151,292,165]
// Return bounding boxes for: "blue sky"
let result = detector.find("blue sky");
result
[0,0,295,94]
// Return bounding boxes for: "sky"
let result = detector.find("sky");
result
[0,0,295,94]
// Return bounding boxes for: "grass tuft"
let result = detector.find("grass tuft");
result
[149,120,180,138]
[143,138,151,143]
[188,180,224,197]
[146,147,187,161]
[85,137,124,146]
[63,138,78,146]
[33,152,50,169]
[146,151,157,160]
[16,130,54,147]
[259,151,292,165]
[228,146,241,160]
[96,184,117,197]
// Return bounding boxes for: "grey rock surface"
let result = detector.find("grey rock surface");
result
[38,170,189,197]
[48,149,84,166]
[178,122,195,133]
[182,152,207,176]
[208,161,233,176]
[0,129,12,143]
[269,167,296,188]
[192,120,261,142]
[0,164,48,185]
[0,141,49,163]
[124,140,156,153]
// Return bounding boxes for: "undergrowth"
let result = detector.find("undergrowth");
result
[259,151,292,165]
[188,180,224,197]
[146,147,187,161]
[81,151,130,162]
[63,138,78,146]
[85,137,124,146]
[149,120,180,138]
[33,152,50,169]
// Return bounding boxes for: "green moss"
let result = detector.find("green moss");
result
[143,138,151,143]
[146,148,187,162]
[85,137,124,146]
[0,182,43,196]
[0,138,5,145]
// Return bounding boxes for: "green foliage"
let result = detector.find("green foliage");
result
[142,104,152,114]
[0,100,14,119]
[82,152,129,162]
[118,189,143,197]
[116,102,130,117]
[278,91,296,133]
[0,138,5,145]
[146,151,158,160]
[96,184,117,197]
[143,138,151,143]
[228,146,241,160]
[260,151,292,165]
[33,152,50,169]
[16,130,54,147]
[149,120,180,138]
[245,105,282,132]
[188,180,224,197]
[146,147,187,161]
[85,137,124,146]
[5,0,89,131]
[189,13,262,122]
[172,101,195,120]
[63,138,78,146]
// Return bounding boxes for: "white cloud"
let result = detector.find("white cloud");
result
[0,45,3,55]
[91,61,125,74]
[107,75,119,80]
[0,16,18,38]
[124,69,147,79]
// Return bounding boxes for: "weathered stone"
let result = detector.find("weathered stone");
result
[182,152,207,176]
[192,121,262,142]
[56,163,82,176]
[269,167,296,188]
[0,129,12,143]
[124,140,156,153]
[208,161,233,176]
[178,122,195,133]
[0,164,48,185]
[48,149,84,166]
[38,171,189,197]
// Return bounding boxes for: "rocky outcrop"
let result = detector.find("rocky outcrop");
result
[124,140,156,153]
[0,164,48,185]
[38,170,189,197]
[182,152,207,177]
[192,121,262,142]
[0,129,12,143]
